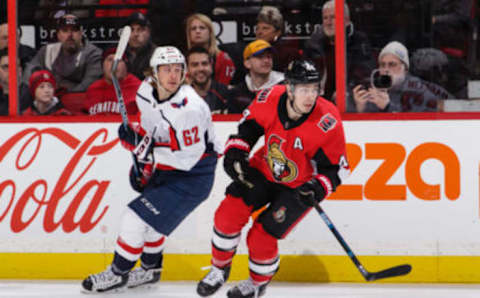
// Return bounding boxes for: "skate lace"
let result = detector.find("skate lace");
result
[237,279,260,297]
[203,266,225,286]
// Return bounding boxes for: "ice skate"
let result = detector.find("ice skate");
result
[127,266,161,289]
[227,278,267,298]
[196,265,231,296]
[81,266,128,293]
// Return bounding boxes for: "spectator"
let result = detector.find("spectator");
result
[255,6,301,73]
[34,0,98,19]
[186,46,229,114]
[0,23,36,69]
[0,48,33,115]
[185,13,236,85]
[349,41,453,113]
[124,12,156,80]
[304,0,375,102]
[95,0,148,17]
[85,47,141,115]
[24,14,102,93]
[23,69,71,115]
[228,39,284,113]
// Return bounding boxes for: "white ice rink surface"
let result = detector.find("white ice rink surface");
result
[1,281,480,298]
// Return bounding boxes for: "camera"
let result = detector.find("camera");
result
[372,73,392,89]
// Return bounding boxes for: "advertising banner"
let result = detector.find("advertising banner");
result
[0,120,479,257]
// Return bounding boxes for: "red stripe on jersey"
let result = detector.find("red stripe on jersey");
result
[145,237,165,248]
[169,127,180,151]
[155,164,176,171]
[117,237,143,254]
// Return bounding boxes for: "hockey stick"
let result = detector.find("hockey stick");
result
[312,202,411,281]
[111,25,140,175]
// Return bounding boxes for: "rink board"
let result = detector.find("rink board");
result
[0,120,480,282]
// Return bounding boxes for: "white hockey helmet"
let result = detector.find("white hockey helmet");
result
[150,46,187,83]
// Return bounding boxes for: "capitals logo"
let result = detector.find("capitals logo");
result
[171,97,188,108]
[266,135,297,183]
[318,113,337,132]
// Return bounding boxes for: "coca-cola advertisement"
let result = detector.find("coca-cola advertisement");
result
[0,124,134,252]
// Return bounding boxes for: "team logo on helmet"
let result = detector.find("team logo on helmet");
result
[266,135,297,183]
[318,113,337,132]
[273,206,287,223]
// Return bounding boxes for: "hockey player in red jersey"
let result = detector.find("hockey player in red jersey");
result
[197,59,350,298]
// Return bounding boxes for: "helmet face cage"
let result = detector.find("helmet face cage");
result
[285,59,321,85]
[150,46,187,83]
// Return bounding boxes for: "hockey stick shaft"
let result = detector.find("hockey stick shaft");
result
[111,26,140,175]
[112,25,131,128]
[312,202,411,281]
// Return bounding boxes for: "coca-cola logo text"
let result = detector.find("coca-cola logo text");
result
[0,128,119,233]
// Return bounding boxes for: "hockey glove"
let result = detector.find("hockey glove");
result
[119,124,156,162]
[118,123,141,151]
[129,162,154,192]
[296,175,331,207]
[223,135,254,188]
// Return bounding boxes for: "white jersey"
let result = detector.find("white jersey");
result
[136,78,222,171]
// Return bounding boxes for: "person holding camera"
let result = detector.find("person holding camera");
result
[350,41,453,113]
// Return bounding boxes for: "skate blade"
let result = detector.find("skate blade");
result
[80,285,127,294]
[127,282,159,291]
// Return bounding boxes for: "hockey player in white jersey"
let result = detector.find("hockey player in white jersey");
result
[81,46,222,293]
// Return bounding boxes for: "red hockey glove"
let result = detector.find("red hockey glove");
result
[296,175,332,206]
[223,135,254,188]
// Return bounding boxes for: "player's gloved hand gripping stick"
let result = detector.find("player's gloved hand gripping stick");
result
[223,135,254,188]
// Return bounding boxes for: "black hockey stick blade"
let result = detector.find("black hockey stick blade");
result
[366,264,412,281]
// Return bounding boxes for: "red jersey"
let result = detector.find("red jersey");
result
[239,85,349,189]
[214,51,236,85]
[85,74,141,115]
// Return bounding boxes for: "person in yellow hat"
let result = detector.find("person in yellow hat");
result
[228,39,285,113]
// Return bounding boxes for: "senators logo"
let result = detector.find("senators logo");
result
[318,113,337,132]
[266,135,297,183]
